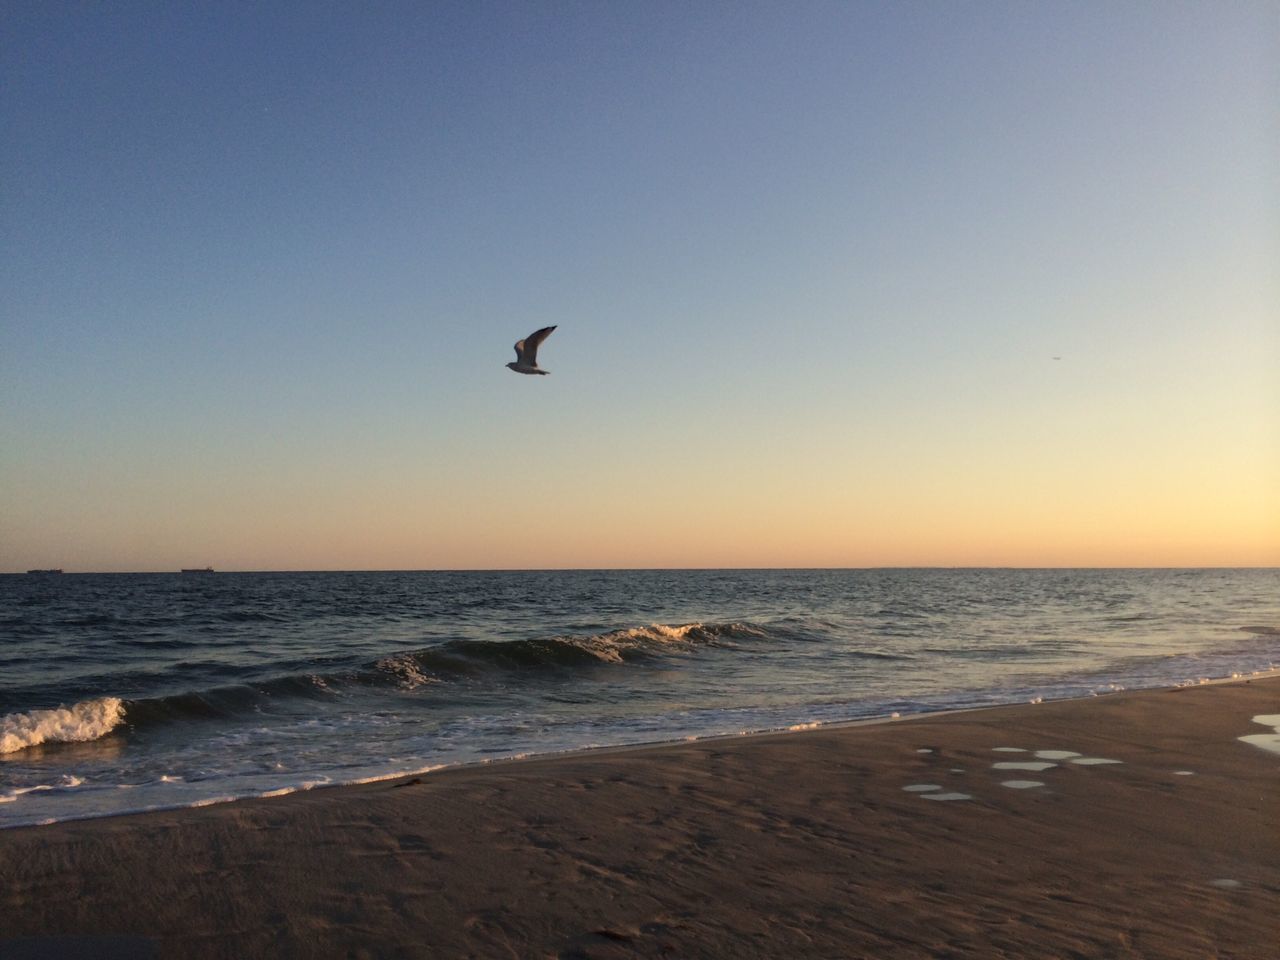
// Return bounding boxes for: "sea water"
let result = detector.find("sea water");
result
[2,568,1277,828]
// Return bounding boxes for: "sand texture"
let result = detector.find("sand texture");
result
[2,678,1278,959]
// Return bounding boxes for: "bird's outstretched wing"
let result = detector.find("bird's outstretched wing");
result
[515,325,556,364]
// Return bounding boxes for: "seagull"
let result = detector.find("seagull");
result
[506,325,556,375]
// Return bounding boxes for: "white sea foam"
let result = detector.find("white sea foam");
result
[563,622,764,663]
[376,654,438,690]
[1,775,87,804]
[583,623,718,661]
[0,697,125,754]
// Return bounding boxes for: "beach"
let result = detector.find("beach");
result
[2,676,1277,959]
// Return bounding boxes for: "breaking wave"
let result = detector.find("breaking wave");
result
[4,623,769,747]
[0,697,126,754]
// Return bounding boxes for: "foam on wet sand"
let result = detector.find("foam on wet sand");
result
[1238,714,1280,755]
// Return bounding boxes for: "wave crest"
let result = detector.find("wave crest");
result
[0,697,126,754]
[408,622,762,671]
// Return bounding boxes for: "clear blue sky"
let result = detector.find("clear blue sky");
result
[3,1,1277,571]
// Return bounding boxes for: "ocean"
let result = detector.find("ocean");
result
[2,568,1277,829]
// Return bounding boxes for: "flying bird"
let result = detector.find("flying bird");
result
[506,325,557,375]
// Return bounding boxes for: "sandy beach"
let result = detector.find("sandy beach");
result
[2,676,1277,959]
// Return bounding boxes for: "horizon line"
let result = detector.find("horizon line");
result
[6,565,1278,576]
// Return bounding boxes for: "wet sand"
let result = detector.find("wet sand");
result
[2,677,1278,959]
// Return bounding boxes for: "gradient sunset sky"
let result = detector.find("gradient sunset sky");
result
[3,2,1277,572]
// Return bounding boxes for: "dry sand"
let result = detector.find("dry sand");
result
[2,677,1278,959]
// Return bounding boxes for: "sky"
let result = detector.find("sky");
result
[2,1,1277,572]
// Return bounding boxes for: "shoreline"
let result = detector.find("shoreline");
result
[7,667,1278,833]
[2,676,1278,957]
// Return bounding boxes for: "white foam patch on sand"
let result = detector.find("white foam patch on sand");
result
[902,784,942,793]
[1000,780,1045,789]
[993,761,1057,772]
[1070,757,1123,765]
[1034,750,1082,760]
[188,796,238,808]
[1239,715,1280,756]
[992,747,1027,753]
[349,765,445,786]
[0,698,125,754]
[915,748,934,754]
[1209,878,1243,890]
[921,792,971,801]
[1174,770,1195,776]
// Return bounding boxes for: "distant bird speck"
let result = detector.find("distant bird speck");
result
[507,325,557,375]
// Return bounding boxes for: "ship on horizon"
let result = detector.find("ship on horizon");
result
[26,568,63,574]
[180,567,215,574]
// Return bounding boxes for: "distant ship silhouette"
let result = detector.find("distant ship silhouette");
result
[180,567,215,574]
